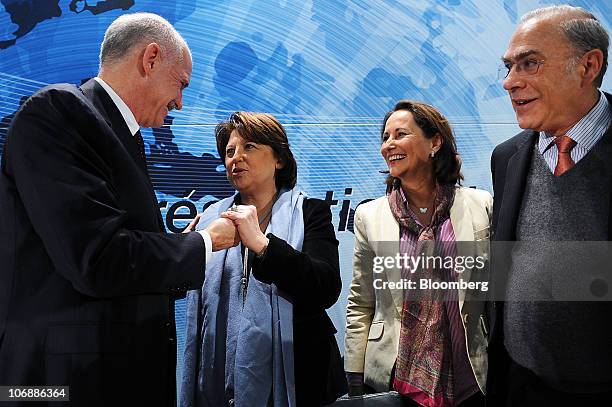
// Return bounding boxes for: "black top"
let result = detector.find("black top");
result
[253,197,347,406]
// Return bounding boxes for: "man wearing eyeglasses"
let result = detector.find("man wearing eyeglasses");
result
[488,4,611,407]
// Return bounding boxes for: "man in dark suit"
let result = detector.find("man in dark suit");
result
[488,5,612,406]
[0,13,237,406]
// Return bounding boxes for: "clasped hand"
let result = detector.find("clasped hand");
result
[183,205,268,253]
[220,205,268,255]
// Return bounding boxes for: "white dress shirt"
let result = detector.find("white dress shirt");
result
[93,77,212,263]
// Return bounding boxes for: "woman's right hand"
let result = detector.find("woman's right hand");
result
[220,205,268,254]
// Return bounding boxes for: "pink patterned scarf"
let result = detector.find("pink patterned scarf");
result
[388,182,456,407]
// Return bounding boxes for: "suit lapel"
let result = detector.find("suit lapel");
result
[604,127,612,239]
[375,199,403,315]
[603,93,612,240]
[450,189,474,242]
[79,79,145,170]
[79,79,165,232]
[450,188,475,310]
[489,132,536,340]
[496,132,537,241]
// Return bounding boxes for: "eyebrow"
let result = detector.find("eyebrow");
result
[382,127,411,138]
[501,49,542,63]
[384,127,411,134]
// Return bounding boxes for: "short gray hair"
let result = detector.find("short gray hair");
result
[100,12,190,67]
[521,5,609,87]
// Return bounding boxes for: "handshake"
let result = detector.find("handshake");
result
[183,205,270,254]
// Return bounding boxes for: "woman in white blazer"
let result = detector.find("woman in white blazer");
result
[344,100,491,407]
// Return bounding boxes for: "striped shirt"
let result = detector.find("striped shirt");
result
[398,188,479,404]
[539,91,612,172]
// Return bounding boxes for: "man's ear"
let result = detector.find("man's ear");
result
[580,48,604,87]
[275,158,285,170]
[142,43,162,75]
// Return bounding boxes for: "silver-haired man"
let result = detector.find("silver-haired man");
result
[0,13,236,406]
[490,5,611,406]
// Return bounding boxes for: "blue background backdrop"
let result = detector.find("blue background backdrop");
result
[1,0,610,395]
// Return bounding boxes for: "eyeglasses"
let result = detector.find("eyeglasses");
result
[498,58,545,80]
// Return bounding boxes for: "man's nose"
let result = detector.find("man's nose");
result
[502,67,524,91]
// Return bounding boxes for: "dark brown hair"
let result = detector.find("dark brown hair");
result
[215,111,297,190]
[381,99,463,188]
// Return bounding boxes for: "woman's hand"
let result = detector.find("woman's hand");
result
[183,213,202,233]
[221,205,268,254]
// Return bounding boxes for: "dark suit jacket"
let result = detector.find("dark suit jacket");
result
[0,80,206,406]
[252,198,347,406]
[487,91,612,402]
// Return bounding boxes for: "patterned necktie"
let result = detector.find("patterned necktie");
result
[133,130,147,164]
[553,135,577,177]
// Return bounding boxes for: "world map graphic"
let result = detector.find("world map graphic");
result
[1,0,611,395]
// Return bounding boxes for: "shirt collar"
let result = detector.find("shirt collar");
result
[93,77,140,137]
[539,90,611,152]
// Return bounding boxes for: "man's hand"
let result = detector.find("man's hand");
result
[182,213,202,233]
[205,218,240,251]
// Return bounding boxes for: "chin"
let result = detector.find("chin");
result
[140,119,162,129]
[515,111,543,131]
[389,168,406,179]
[517,119,539,131]
[516,120,529,130]
[153,118,165,128]
[230,178,246,191]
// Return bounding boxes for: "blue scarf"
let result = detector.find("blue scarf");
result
[181,187,304,407]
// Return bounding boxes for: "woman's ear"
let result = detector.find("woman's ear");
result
[275,158,285,170]
[432,133,443,154]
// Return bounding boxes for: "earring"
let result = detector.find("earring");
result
[430,151,435,158]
